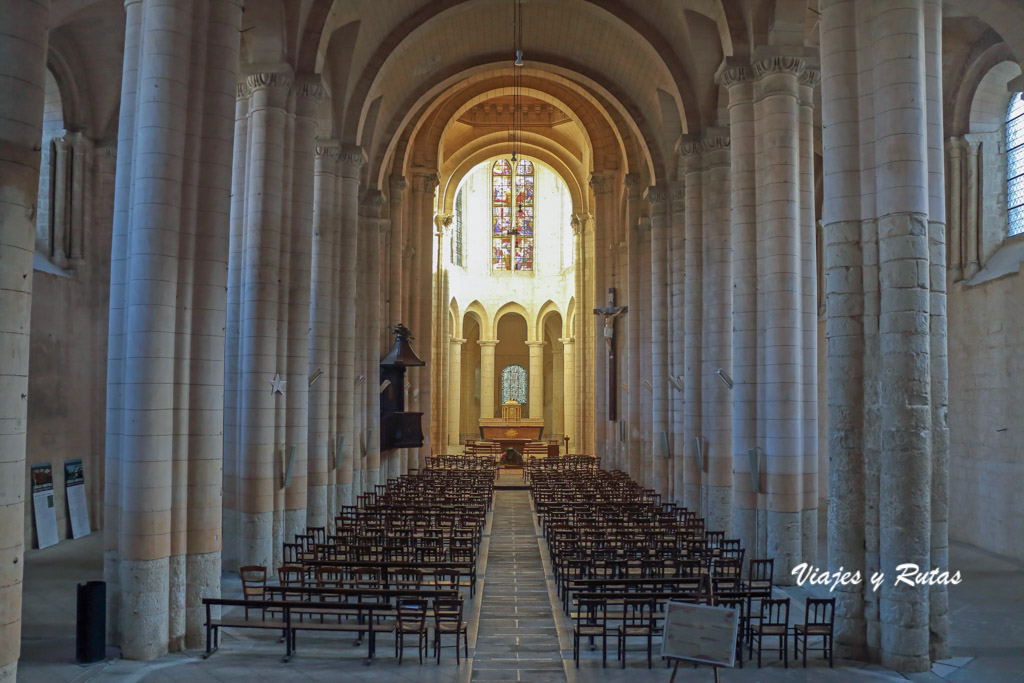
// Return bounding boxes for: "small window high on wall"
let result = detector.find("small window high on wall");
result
[453,187,464,267]
[492,158,534,271]
[1008,93,1024,236]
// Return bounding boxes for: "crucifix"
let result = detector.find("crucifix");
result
[594,287,627,421]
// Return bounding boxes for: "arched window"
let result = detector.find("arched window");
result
[452,187,464,266]
[501,364,528,404]
[491,158,534,271]
[1008,93,1024,236]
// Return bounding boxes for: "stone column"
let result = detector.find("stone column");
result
[589,173,615,466]
[648,187,670,498]
[361,189,385,489]
[680,140,703,509]
[409,172,438,468]
[388,178,407,472]
[570,213,590,454]
[527,341,545,419]
[753,54,805,580]
[448,338,465,446]
[336,146,365,505]
[559,337,576,451]
[700,132,733,534]
[479,340,498,419]
[669,183,686,504]
[945,139,963,280]
[307,141,338,531]
[720,61,758,552]
[624,174,643,482]
[0,1,49,678]
[237,69,292,571]
[963,139,981,278]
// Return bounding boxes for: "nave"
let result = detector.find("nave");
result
[16,459,1024,682]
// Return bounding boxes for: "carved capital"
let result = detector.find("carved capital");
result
[702,135,731,152]
[589,172,615,195]
[412,172,439,193]
[245,70,293,94]
[637,216,652,232]
[717,64,754,88]
[678,134,703,159]
[389,176,408,200]
[670,182,685,203]
[338,145,366,178]
[296,75,327,102]
[362,189,386,211]
[645,185,669,206]
[623,172,643,197]
[314,139,340,161]
[434,212,453,234]
[236,81,251,100]
[752,56,806,80]
[798,67,821,88]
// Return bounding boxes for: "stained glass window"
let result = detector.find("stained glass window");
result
[453,187,464,266]
[491,158,534,271]
[501,364,528,404]
[1008,93,1024,237]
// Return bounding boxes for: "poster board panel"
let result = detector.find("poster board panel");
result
[661,601,739,668]
[31,462,59,549]
[64,459,91,539]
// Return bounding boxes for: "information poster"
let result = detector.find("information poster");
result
[662,601,739,668]
[63,459,91,539]
[30,463,59,549]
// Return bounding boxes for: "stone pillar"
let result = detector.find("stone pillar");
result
[589,173,615,466]
[570,213,590,454]
[945,139,963,281]
[527,341,545,419]
[0,1,49,678]
[388,177,407,471]
[307,141,339,531]
[700,132,733,534]
[963,139,981,278]
[237,69,292,571]
[479,339,498,419]
[559,337,576,451]
[336,146,365,505]
[448,338,466,446]
[409,172,438,468]
[648,187,670,498]
[624,174,643,483]
[104,0,242,658]
[753,54,805,580]
[820,0,947,670]
[680,140,703,509]
[669,183,686,504]
[361,189,385,489]
[720,62,758,553]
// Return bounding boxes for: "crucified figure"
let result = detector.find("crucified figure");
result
[594,288,627,420]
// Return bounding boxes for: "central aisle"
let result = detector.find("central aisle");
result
[472,489,566,681]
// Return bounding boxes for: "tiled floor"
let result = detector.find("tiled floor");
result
[17,493,1024,682]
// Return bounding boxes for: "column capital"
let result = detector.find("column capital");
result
[236,80,251,100]
[798,67,821,88]
[389,176,408,199]
[434,212,453,234]
[558,337,575,345]
[295,74,328,102]
[670,181,685,204]
[478,339,499,347]
[314,139,340,161]
[245,70,294,94]
[678,134,703,159]
[945,136,966,156]
[338,145,366,179]
[589,171,616,195]
[411,171,440,193]
[450,337,467,346]
[715,58,754,88]
[752,55,806,80]
[361,189,385,217]
[570,212,592,235]
[701,129,731,153]
[645,185,669,206]
[623,172,644,197]
[526,340,546,348]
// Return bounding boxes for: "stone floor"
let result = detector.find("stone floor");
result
[17,491,1024,682]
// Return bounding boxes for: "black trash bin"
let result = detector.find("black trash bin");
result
[76,580,106,664]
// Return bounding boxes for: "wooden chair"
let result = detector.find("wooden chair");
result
[751,597,790,668]
[617,597,656,669]
[434,568,460,591]
[573,597,608,668]
[714,595,747,668]
[433,597,468,665]
[239,565,267,620]
[393,568,424,592]
[794,597,835,668]
[395,598,429,665]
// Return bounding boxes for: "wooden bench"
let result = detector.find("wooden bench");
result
[304,559,479,597]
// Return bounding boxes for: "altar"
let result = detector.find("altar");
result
[479,400,545,453]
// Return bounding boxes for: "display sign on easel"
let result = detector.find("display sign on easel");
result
[662,601,739,682]
[31,463,60,549]
[63,459,91,539]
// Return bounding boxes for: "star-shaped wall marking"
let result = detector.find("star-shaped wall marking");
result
[269,373,287,395]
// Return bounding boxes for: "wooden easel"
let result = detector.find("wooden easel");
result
[667,657,721,682]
